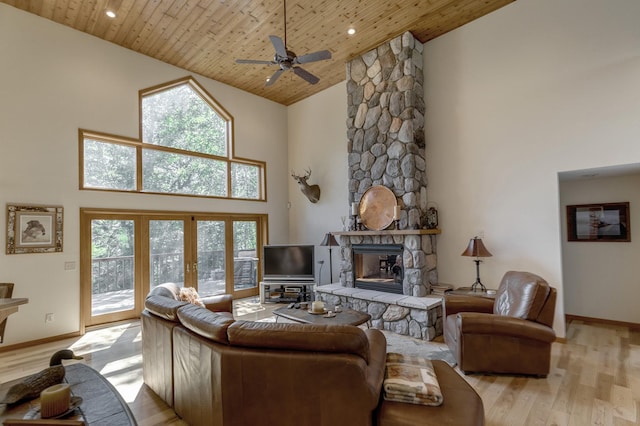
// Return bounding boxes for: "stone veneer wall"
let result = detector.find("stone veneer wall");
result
[316,284,443,341]
[346,31,426,229]
[341,31,436,296]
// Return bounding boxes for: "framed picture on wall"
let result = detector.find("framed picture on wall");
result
[6,204,64,254]
[566,202,630,242]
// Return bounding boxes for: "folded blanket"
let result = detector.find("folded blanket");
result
[383,352,443,406]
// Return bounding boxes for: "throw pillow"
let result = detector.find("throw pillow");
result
[179,287,205,308]
[383,352,443,406]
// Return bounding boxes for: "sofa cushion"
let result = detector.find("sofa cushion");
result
[148,282,181,300]
[227,320,370,363]
[494,271,550,321]
[145,294,188,322]
[177,303,234,344]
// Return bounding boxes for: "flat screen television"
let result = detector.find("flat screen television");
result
[263,244,315,281]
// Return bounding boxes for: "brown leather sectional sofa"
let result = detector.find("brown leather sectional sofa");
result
[142,283,485,426]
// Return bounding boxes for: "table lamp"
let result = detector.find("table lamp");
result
[461,237,492,292]
[319,233,338,284]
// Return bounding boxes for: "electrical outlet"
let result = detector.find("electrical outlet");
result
[64,261,76,271]
[45,313,55,323]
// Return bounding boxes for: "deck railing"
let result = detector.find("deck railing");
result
[91,250,257,294]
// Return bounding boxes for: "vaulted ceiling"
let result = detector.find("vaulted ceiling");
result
[2,0,514,105]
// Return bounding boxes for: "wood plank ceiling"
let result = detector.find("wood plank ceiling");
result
[2,0,515,105]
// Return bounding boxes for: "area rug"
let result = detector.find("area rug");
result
[381,330,456,366]
[255,316,456,366]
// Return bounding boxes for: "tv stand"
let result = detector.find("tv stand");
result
[260,281,315,304]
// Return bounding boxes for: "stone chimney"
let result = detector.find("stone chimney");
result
[338,32,437,297]
[346,31,426,229]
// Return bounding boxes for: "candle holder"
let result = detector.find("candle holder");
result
[395,219,400,230]
[351,215,358,231]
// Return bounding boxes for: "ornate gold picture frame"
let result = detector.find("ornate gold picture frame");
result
[6,204,64,254]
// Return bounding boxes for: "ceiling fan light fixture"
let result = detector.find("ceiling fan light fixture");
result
[235,0,331,87]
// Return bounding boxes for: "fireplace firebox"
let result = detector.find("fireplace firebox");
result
[353,244,404,294]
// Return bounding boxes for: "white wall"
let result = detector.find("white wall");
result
[0,4,288,345]
[560,174,640,323]
[287,83,348,284]
[421,0,640,337]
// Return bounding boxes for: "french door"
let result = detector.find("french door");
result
[80,209,266,328]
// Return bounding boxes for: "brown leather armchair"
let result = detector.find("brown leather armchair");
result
[443,271,557,377]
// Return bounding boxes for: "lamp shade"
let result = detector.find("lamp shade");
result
[320,233,338,247]
[461,237,492,258]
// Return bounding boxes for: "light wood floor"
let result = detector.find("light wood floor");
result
[1,299,638,426]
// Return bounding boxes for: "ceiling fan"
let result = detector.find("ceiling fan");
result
[235,0,332,87]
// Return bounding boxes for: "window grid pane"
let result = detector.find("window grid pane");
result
[142,149,228,197]
[83,139,136,190]
[142,84,227,157]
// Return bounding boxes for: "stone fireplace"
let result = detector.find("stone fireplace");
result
[315,32,443,341]
[340,30,436,296]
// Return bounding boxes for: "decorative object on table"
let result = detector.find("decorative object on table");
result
[39,383,71,418]
[425,202,439,229]
[6,204,64,254]
[350,202,358,230]
[319,233,338,284]
[290,168,320,203]
[311,300,324,313]
[358,185,397,231]
[461,236,493,292]
[393,205,401,230]
[30,394,83,420]
[566,202,630,242]
[0,349,83,404]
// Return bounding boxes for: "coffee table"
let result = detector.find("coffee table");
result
[0,363,137,425]
[273,306,371,327]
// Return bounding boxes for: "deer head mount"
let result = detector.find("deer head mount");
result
[291,168,321,203]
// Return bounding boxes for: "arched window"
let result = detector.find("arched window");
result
[80,76,265,200]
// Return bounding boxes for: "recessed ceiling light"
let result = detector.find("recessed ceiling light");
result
[105,9,116,18]
[347,28,356,35]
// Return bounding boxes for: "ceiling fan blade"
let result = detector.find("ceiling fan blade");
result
[236,59,275,65]
[292,67,320,85]
[269,35,287,58]
[295,50,331,64]
[265,69,285,87]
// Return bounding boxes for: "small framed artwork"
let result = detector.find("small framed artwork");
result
[566,202,630,242]
[6,204,64,254]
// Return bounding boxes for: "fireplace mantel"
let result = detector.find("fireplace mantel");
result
[333,229,441,237]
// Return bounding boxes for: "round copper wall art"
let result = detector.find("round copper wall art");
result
[358,185,397,230]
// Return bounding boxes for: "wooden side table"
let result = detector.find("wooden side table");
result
[444,287,497,299]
